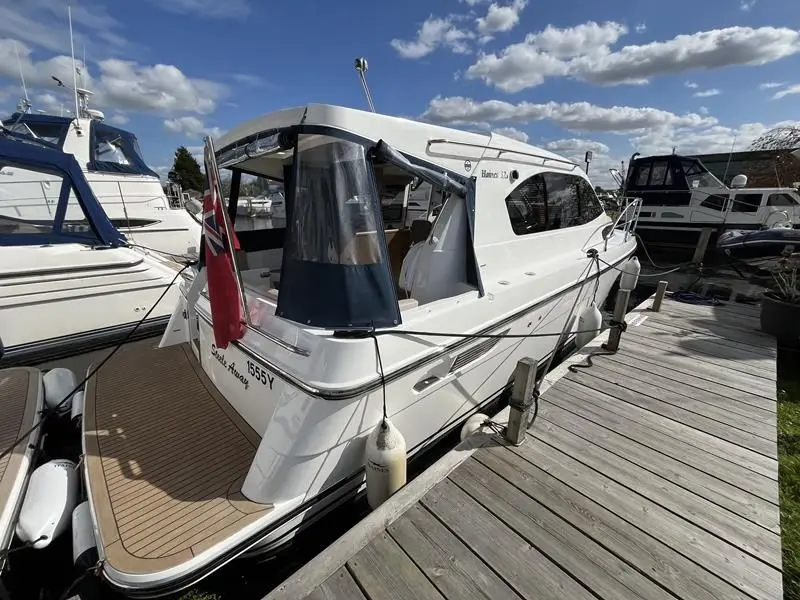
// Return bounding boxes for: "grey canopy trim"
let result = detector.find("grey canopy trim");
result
[370,139,466,198]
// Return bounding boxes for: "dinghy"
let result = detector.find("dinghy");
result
[0,128,187,367]
[77,103,640,596]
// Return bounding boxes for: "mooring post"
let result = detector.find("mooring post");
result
[506,358,537,446]
[651,280,668,312]
[692,228,713,264]
[605,288,631,352]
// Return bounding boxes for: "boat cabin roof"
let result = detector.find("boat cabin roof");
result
[215,103,575,181]
[0,131,126,246]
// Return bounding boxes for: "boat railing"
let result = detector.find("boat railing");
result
[426,138,579,172]
[604,196,642,250]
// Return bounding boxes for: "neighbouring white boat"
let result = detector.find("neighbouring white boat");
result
[0,127,187,367]
[76,103,639,596]
[625,152,800,250]
[1,89,201,260]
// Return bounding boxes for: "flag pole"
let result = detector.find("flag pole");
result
[203,135,249,322]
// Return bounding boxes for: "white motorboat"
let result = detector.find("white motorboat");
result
[625,152,800,250]
[2,89,201,260]
[76,103,639,596]
[0,127,188,368]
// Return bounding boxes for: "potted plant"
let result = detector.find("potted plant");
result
[760,249,800,347]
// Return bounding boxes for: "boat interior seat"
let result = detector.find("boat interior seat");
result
[398,219,433,297]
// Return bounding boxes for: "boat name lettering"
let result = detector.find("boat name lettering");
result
[247,360,274,390]
[480,169,508,179]
[211,344,250,390]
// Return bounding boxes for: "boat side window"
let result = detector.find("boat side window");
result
[731,193,762,213]
[649,161,669,185]
[699,193,728,211]
[542,172,604,229]
[768,193,797,206]
[634,163,651,186]
[504,174,547,235]
[90,123,159,177]
[0,167,93,242]
[5,121,68,147]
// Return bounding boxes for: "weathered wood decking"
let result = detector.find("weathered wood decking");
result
[266,294,782,600]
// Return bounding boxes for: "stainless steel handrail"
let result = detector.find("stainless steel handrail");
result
[426,138,579,171]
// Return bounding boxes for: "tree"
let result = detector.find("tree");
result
[750,126,800,151]
[748,126,800,187]
[171,146,205,192]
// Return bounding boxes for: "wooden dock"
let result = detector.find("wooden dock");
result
[265,293,782,600]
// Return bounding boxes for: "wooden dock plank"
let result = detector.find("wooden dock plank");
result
[555,377,778,481]
[266,295,782,600]
[347,532,445,600]
[537,399,780,532]
[421,479,596,600]
[471,446,753,600]
[449,458,676,600]
[564,368,777,458]
[387,505,523,600]
[544,386,779,503]
[305,568,368,600]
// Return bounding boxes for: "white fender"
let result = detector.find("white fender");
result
[42,368,76,413]
[460,413,490,441]
[619,257,641,292]
[576,303,603,348]
[364,418,407,509]
[70,390,84,423]
[72,501,98,570]
[16,459,78,549]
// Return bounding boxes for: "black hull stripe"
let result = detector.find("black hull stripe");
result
[0,316,170,367]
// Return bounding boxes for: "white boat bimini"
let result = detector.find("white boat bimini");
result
[0,129,186,367]
[2,89,201,260]
[77,103,639,596]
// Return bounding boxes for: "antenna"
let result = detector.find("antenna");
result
[354,57,376,113]
[722,133,737,185]
[13,41,30,112]
[68,4,80,122]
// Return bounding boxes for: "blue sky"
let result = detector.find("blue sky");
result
[1,0,799,186]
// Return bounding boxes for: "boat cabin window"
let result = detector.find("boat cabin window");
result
[634,164,650,186]
[0,166,94,243]
[730,193,762,213]
[768,193,798,206]
[699,193,728,211]
[89,122,159,178]
[505,171,603,235]
[3,119,69,147]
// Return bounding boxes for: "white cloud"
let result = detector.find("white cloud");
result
[759,81,785,89]
[635,23,647,34]
[571,26,800,86]
[229,73,267,87]
[108,113,129,125]
[460,0,487,4]
[0,36,227,118]
[391,15,473,59]
[773,84,800,100]
[145,0,250,19]
[740,0,757,10]
[493,126,529,142]
[476,0,527,36]
[164,116,224,138]
[630,121,797,156]
[693,88,721,97]
[699,106,709,115]
[421,95,716,133]
[545,138,610,155]
[684,81,699,88]
[464,24,800,92]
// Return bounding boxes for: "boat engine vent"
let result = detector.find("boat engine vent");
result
[450,328,509,373]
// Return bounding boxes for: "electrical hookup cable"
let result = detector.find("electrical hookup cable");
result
[0,261,196,464]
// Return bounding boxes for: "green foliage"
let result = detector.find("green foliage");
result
[172,146,205,192]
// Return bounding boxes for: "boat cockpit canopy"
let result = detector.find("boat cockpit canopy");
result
[2,113,159,178]
[0,130,126,247]
[215,125,480,331]
[626,154,726,207]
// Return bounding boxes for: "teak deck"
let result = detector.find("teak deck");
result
[266,294,783,600]
[82,341,273,576]
[0,368,41,539]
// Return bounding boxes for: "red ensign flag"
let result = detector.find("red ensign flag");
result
[202,184,245,348]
